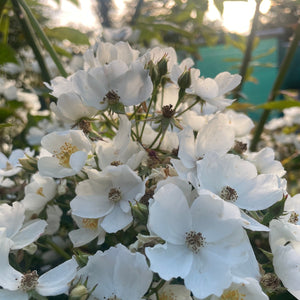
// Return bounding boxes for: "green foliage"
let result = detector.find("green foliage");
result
[44,26,90,45]
[256,99,300,110]
[0,42,18,65]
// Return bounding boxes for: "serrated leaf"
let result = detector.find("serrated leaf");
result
[44,27,89,45]
[256,100,300,110]
[0,43,18,65]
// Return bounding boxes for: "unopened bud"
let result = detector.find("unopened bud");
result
[157,55,168,77]
[19,156,37,173]
[70,285,88,300]
[131,202,148,224]
[147,60,159,84]
[178,68,191,89]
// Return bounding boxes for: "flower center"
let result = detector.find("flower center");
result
[53,142,79,168]
[82,218,99,230]
[111,160,122,166]
[107,295,121,300]
[36,187,45,197]
[19,270,39,292]
[159,290,177,300]
[5,161,13,170]
[108,188,122,203]
[288,211,299,224]
[220,289,246,300]
[220,186,238,202]
[103,90,120,105]
[185,231,206,253]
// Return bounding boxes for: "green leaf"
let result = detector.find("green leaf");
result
[53,44,72,58]
[110,102,125,114]
[44,26,89,45]
[67,0,79,6]
[0,12,9,43]
[0,43,18,65]
[259,248,273,262]
[0,122,12,128]
[256,100,300,110]
[213,0,224,15]
[253,46,276,60]
[0,107,15,122]
[262,195,288,225]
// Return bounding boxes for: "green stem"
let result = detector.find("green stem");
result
[140,85,158,140]
[149,127,162,149]
[176,99,199,117]
[101,112,118,129]
[156,129,166,150]
[174,88,185,111]
[11,0,51,82]
[250,23,300,151]
[46,238,71,260]
[18,0,68,77]
[234,0,262,100]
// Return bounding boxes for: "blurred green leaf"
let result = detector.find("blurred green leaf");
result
[44,26,89,45]
[0,43,18,65]
[0,122,12,128]
[253,46,276,60]
[214,0,224,15]
[225,34,246,52]
[53,44,72,58]
[0,107,15,122]
[68,0,79,6]
[0,11,9,43]
[256,100,300,110]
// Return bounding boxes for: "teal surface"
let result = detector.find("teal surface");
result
[196,38,278,120]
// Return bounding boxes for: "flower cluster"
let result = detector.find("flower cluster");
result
[0,40,298,300]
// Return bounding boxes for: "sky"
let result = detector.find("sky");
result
[43,0,272,35]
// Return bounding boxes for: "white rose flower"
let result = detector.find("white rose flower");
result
[146,183,257,299]
[70,165,145,233]
[78,244,152,300]
[0,202,47,250]
[21,173,57,217]
[72,60,153,110]
[50,92,98,124]
[188,72,241,111]
[96,115,146,170]
[69,214,106,247]
[38,130,91,178]
[0,231,78,299]
[269,219,300,298]
[204,278,268,300]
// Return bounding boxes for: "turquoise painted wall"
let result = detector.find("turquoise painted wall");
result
[196,38,278,120]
